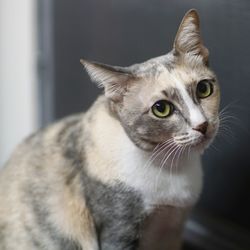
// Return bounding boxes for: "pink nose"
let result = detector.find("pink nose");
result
[192,121,208,135]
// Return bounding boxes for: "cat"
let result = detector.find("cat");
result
[0,9,220,250]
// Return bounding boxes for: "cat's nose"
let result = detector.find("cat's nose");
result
[192,121,208,135]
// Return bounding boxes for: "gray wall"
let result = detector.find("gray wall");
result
[40,0,250,230]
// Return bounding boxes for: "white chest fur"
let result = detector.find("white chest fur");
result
[119,144,203,210]
[85,101,203,210]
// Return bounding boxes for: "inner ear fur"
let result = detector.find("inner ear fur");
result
[173,9,209,65]
[80,59,135,102]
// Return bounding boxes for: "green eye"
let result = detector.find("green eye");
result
[152,100,174,118]
[197,80,213,98]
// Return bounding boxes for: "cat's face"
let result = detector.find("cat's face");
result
[82,9,220,152]
[117,58,220,151]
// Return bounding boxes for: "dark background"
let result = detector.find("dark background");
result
[38,0,250,248]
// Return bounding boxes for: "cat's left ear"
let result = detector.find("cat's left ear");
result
[173,9,209,65]
[80,59,135,102]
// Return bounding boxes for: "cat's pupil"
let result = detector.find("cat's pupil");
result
[198,82,207,93]
[156,101,166,112]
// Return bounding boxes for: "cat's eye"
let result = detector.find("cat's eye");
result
[151,100,174,118]
[196,80,213,99]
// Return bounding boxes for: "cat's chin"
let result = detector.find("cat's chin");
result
[190,135,214,153]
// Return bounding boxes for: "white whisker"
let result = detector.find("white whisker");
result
[143,139,174,170]
[159,143,178,168]
[154,143,179,191]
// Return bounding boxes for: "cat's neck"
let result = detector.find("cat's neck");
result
[84,96,203,208]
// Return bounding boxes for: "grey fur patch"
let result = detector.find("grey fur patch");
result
[186,83,199,105]
[57,114,82,145]
[166,87,191,123]
[129,53,176,77]
[60,120,145,250]
[23,224,44,249]
[82,178,144,250]
[162,90,169,98]
[57,114,85,185]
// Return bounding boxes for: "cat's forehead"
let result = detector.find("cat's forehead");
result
[157,64,213,88]
[133,53,215,87]
[134,61,215,106]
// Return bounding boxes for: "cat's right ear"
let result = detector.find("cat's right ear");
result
[80,59,134,102]
[173,9,209,64]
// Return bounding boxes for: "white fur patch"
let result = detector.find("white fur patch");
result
[118,139,203,211]
[171,73,206,128]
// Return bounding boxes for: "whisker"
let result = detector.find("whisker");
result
[176,144,186,170]
[219,100,241,115]
[143,139,174,170]
[154,143,179,190]
[169,145,183,181]
[219,103,249,135]
[159,143,178,168]
[209,143,220,152]
[174,139,194,146]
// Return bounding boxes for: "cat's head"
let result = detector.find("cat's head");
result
[82,9,220,153]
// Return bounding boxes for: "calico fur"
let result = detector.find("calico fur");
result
[0,9,220,250]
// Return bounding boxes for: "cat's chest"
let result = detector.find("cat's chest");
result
[119,150,203,210]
